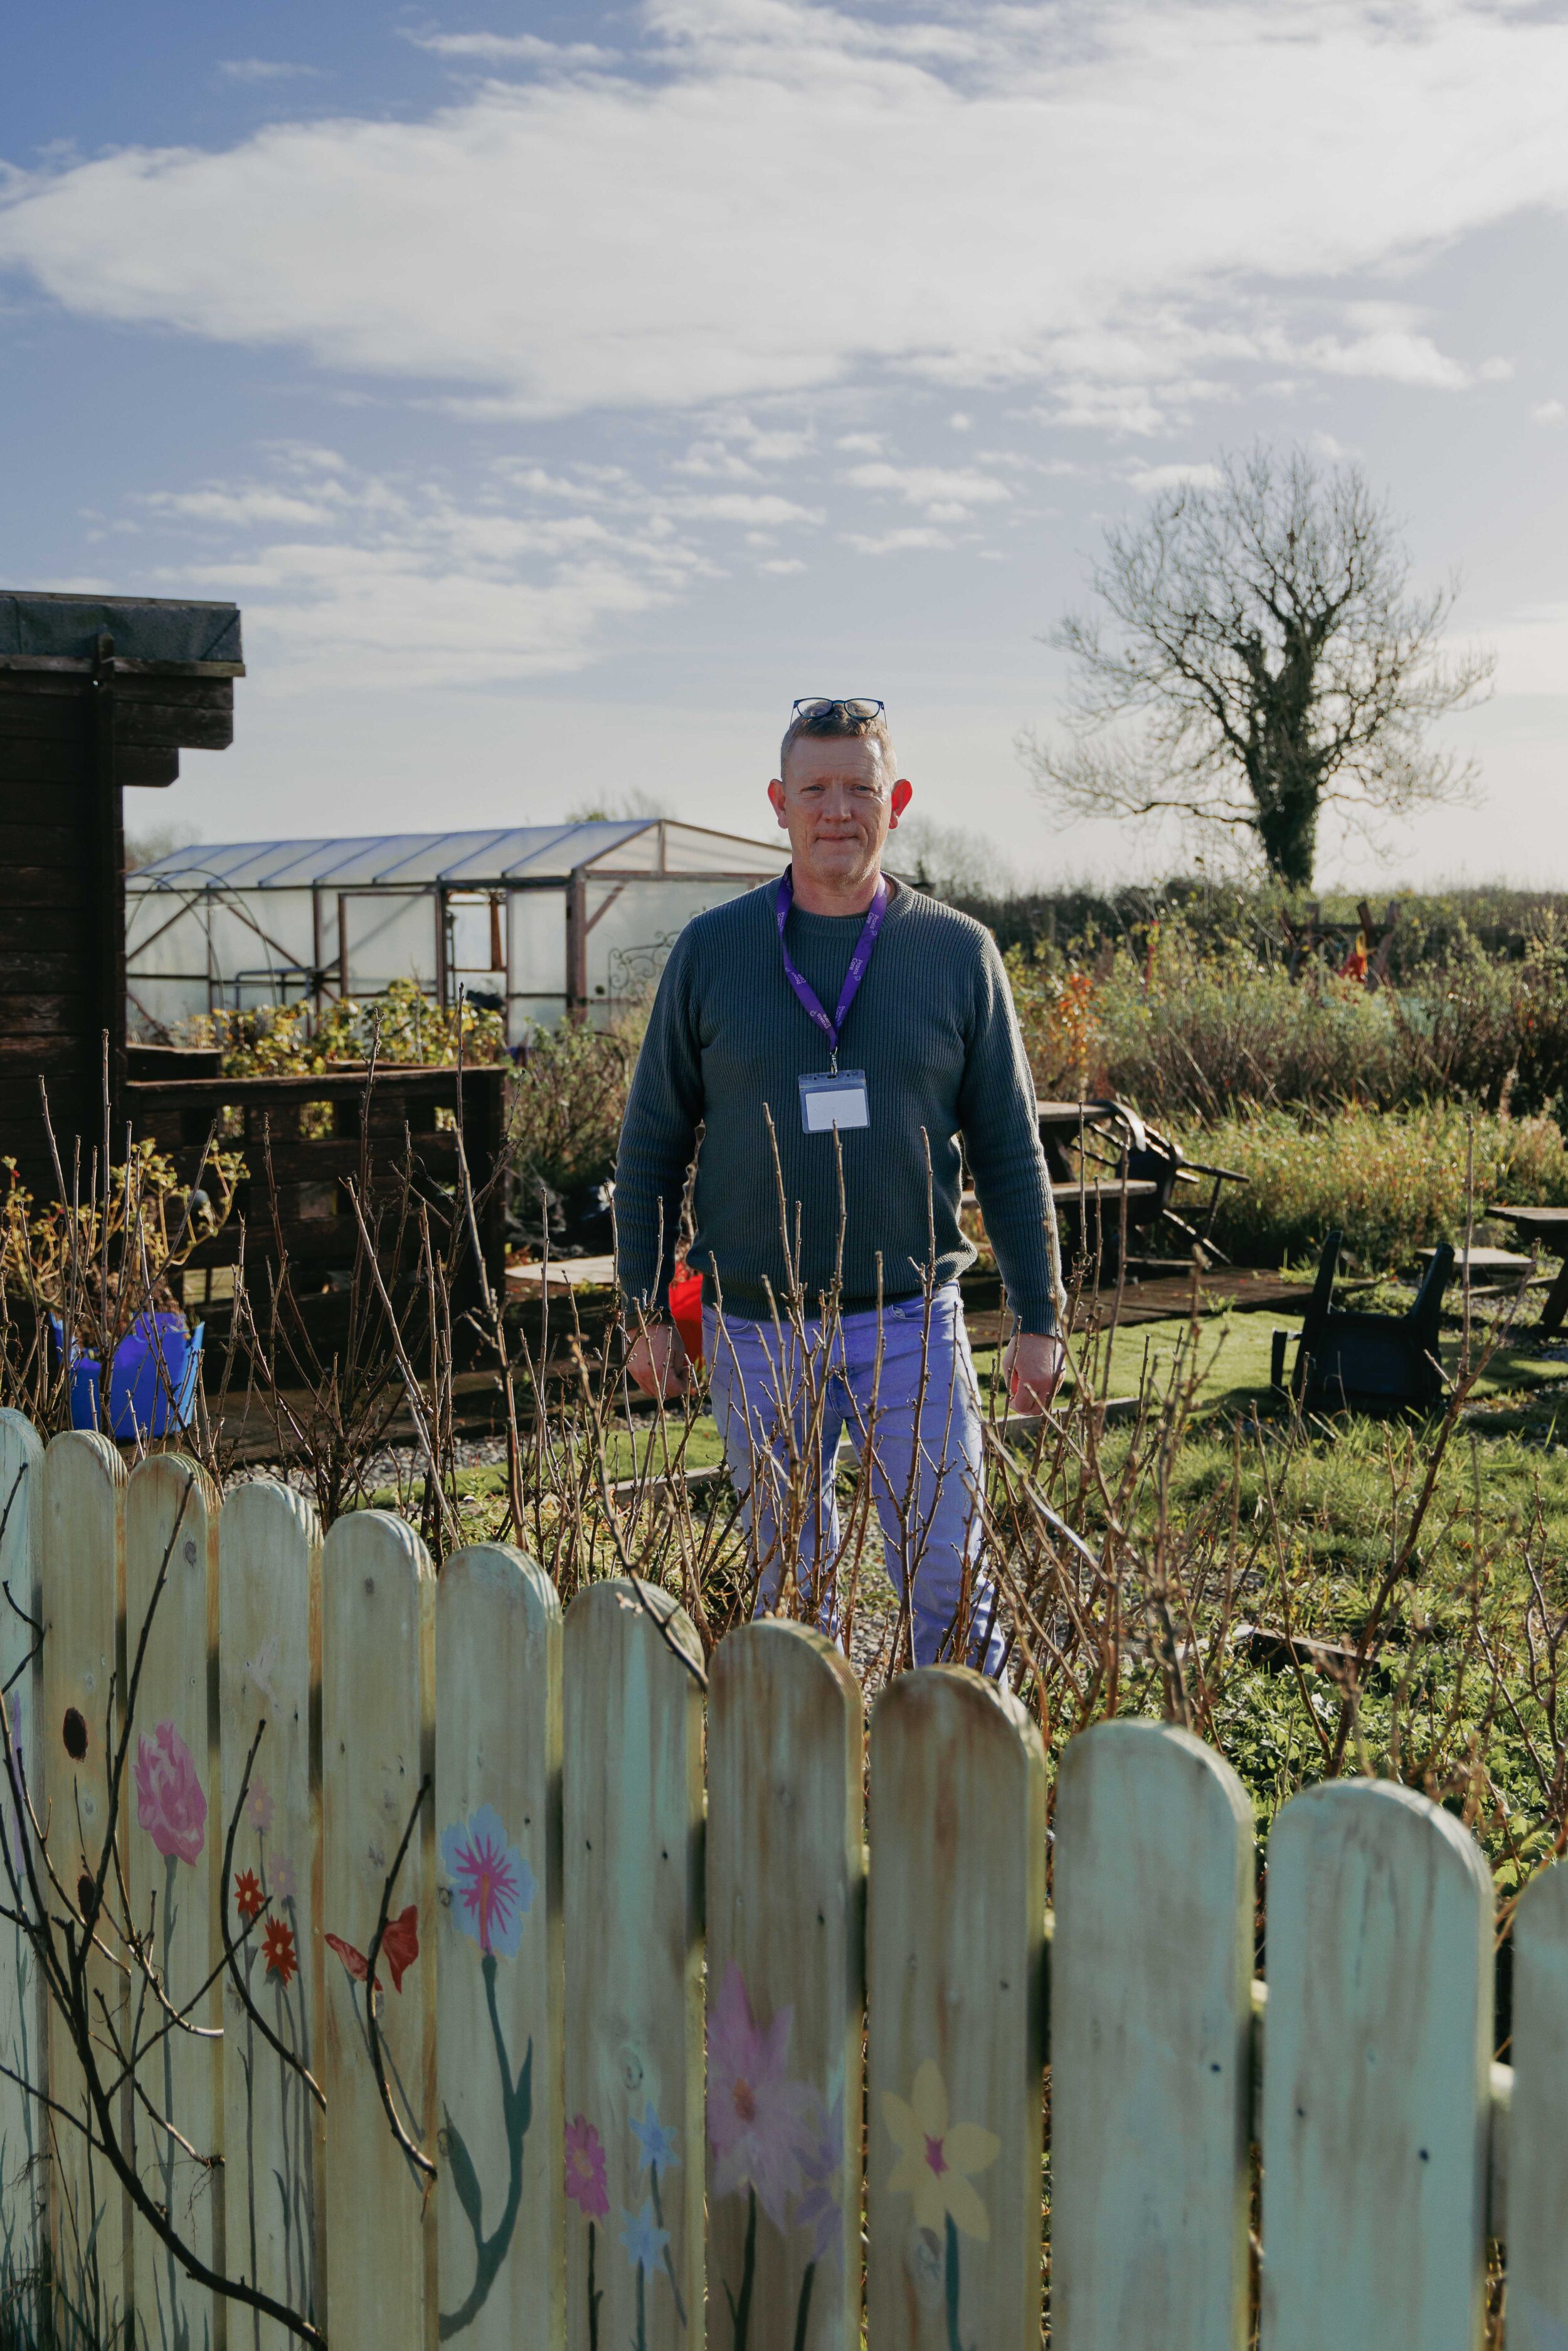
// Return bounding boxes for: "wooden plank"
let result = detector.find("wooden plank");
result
[0,818,91,865]
[119,749,181,790]
[241,1140,464,1184]
[435,1544,563,2351]
[866,1667,1047,2351]
[114,702,233,753]
[1259,1780,1492,2351]
[0,740,97,785]
[40,1430,130,2348]
[0,1411,46,2324]
[0,873,91,913]
[0,696,89,741]
[114,676,236,715]
[0,908,93,951]
[706,1620,864,2351]
[1051,1719,1254,2351]
[0,1034,94,1068]
[219,1478,324,2349]
[1507,1859,1568,2347]
[321,1509,437,2351]
[124,1455,221,2351]
[0,953,82,989]
[561,1581,704,2351]
[0,995,93,1036]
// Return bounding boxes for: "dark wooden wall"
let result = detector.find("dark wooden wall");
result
[0,625,238,1196]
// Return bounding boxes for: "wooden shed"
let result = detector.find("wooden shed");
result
[0,590,243,1194]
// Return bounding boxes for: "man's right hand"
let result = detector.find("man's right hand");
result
[626,1322,692,1401]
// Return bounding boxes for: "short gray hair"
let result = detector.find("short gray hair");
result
[779,701,898,781]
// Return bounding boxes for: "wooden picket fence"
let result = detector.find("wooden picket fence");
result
[0,1408,1565,2350]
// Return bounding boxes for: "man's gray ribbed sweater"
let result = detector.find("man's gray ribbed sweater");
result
[615,878,1063,1334]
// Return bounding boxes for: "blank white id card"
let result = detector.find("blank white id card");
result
[800,1069,870,1133]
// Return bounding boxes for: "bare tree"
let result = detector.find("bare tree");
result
[1021,445,1495,889]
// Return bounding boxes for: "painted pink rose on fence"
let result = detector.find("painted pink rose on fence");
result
[707,1960,808,2229]
[134,1721,206,1865]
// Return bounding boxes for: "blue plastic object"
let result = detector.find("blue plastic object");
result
[51,1314,205,1438]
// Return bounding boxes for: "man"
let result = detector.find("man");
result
[616,697,1066,1670]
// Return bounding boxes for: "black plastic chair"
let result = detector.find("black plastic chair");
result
[1271,1229,1453,1414]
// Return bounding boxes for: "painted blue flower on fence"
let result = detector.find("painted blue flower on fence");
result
[620,2202,669,2275]
[632,2101,681,2175]
[440,1804,534,1959]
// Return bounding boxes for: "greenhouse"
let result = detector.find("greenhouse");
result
[125,817,790,1041]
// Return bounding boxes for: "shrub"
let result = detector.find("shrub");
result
[1005,913,1568,1121]
[177,978,508,1075]
[509,1011,645,1204]
[1179,1104,1568,1271]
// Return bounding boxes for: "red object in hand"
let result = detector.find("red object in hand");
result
[668,1270,704,1368]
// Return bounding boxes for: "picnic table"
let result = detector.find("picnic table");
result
[1488,1206,1568,1332]
[1036,1101,1248,1275]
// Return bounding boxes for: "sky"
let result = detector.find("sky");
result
[4,0,1568,886]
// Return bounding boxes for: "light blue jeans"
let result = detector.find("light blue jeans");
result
[704,1284,1006,1673]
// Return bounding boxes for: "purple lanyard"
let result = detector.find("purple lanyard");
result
[775,867,890,1068]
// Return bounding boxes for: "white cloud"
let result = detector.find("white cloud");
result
[3,0,1565,422]
[127,452,723,687]
[405,31,616,66]
[667,491,821,524]
[843,526,953,555]
[142,486,337,528]
[758,556,807,573]
[217,59,324,83]
[839,462,1010,514]
[1532,398,1567,425]
[1125,462,1222,494]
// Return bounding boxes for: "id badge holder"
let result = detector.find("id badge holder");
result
[800,1069,870,1133]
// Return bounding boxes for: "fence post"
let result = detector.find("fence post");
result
[866,1666,1046,2351]
[435,1542,563,2351]
[124,1453,221,2351]
[1051,1718,1255,2351]
[0,1409,45,2325]
[219,1476,324,2347]
[1260,1779,1492,2351]
[322,1509,437,2351]
[41,1428,130,2345]
[1507,1856,1568,2347]
[706,1620,864,2350]
[561,1580,705,2351]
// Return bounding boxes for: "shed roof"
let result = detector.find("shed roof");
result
[0,591,243,671]
[129,819,785,891]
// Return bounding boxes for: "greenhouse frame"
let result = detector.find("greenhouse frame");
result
[125,818,790,1041]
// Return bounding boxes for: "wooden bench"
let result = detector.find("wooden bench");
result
[1490,1206,1568,1331]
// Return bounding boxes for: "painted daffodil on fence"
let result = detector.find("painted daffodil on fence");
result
[882,2061,999,2242]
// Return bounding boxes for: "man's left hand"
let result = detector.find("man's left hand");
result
[1002,1330,1067,1411]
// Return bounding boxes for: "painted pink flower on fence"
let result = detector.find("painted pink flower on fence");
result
[245,1779,275,1835]
[440,1804,533,1959]
[134,1721,206,1865]
[565,2115,608,2219]
[707,1960,808,2228]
